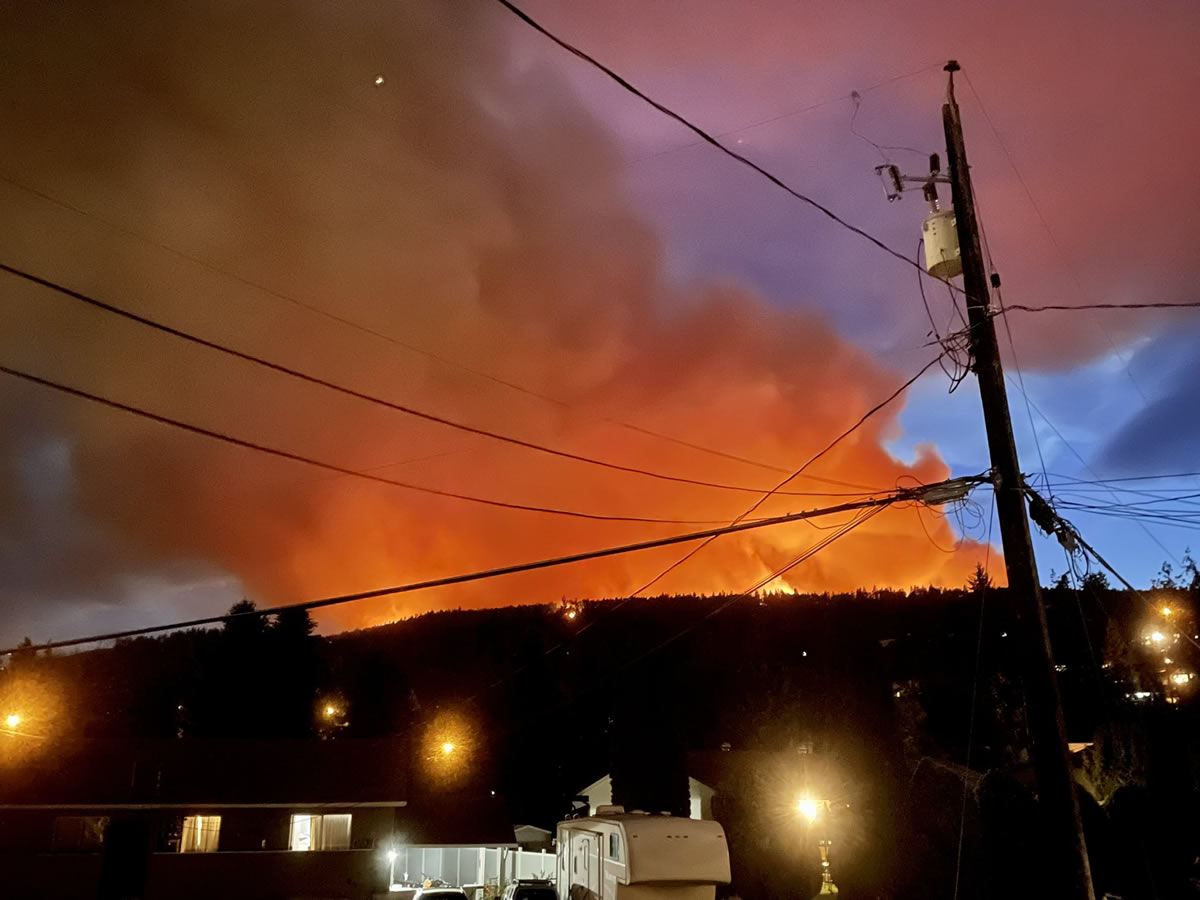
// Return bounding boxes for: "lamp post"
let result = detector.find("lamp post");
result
[797,794,838,897]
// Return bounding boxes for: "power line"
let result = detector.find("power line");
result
[465,358,975,701]
[1026,489,1200,656]
[1001,372,1184,567]
[489,0,968,295]
[1051,504,1200,535]
[0,172,842,486]
[960,70,1152,407]
[955,111,1184,569]
[969,179,1054,503]
[471,497,898,731]
[1000,301,1200,314]
[0,484,966,657]
[630,353,949,596]
[953,489,996,900]
[0,362,727,526]
[611,504,889,675]
[633,62,941,164]
[0,261,874,500]
[1046,471,1200,486]
[850,89,932,163]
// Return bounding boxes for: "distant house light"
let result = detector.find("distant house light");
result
[180,815,221,853]
[290,814,352,851]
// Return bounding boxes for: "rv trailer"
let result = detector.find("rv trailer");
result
[556,807,730,900]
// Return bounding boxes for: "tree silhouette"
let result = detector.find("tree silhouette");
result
[967,562,993,593]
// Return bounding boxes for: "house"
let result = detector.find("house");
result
[0,736,516,900]
[576,773,715,821]
[513,823,553,851]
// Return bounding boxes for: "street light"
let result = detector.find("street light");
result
[5,714,19,729]
[797,794,819,824]
[442,741,455,756]
[796,793,838,897]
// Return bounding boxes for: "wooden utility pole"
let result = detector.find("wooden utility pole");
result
[941,60,1096,900]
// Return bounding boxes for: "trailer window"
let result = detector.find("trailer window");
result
[608,833,621,861]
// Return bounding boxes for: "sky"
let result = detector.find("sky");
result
[1,0,1198,647]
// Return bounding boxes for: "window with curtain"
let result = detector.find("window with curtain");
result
[321,814,352,850]
[289,813,352,850]
[179,815,221,853]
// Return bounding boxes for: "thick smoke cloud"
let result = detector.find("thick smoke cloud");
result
[0,0,1001,642]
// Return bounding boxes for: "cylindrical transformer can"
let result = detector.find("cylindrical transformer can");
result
[923,209,962,280]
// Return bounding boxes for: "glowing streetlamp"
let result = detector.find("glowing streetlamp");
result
[797,794,819,824]
[387,848,397,887]
[5,714,20,729]
[796,793,838,897]
[441,741,456,756]
[1162,607,1173,617]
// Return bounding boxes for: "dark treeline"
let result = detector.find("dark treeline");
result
[3,573,1200,899]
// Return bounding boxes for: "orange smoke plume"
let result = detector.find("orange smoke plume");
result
[0,0,996,637]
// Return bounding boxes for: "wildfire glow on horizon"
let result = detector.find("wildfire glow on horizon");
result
[23,0,1200,642]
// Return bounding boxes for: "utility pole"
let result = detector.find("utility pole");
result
[941,60,1095,900]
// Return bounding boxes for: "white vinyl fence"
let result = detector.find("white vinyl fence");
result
[391,846,555,894]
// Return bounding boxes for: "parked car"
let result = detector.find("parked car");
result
[414,889,470,900]
[502,879,558,900]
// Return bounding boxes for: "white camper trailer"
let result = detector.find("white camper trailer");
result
[556,807,730,900]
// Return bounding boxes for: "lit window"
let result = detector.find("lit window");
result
[289,813,352,851]
[608,833,621,861]
[180,815,221,853]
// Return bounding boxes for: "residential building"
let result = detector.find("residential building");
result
[0,737,515,900]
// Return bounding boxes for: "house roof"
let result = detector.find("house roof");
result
[0,737,409,806]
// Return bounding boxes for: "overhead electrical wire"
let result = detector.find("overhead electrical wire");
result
[969,181,1055,503]
[0,173,849,487]
[469,497,898,725]
[630,353,950,597]
[1046,471,1200,487]
[488,0,974,302]
[999,301,1200,314]
[0,262,875,499]
[634,61,942,164]
[952,489,995,900]
[0,362,730,526]
[0,484,963,657]
[610,504,889,676]
[916,238,971,391]
[1025,488,1200,655]
[850,89,931,163]
[1003,372,1185,567]
[960,70,1152,407]
[466,363,975,700]
[1049,504,1200,535]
